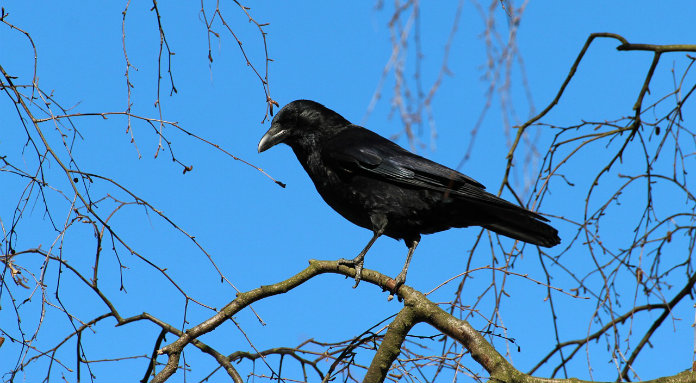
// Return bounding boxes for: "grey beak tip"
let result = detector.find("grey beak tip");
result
[258,136,271,153]
[258,127,285,154]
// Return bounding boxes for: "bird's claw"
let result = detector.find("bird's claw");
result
[387,272,406,301]
[352,263,363,288]
[393,275,405,290]
[338,257,364,288]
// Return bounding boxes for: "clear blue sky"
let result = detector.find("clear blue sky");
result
[1,1,695,382]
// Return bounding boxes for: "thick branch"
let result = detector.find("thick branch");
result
[364,306,418,382]
[151,259,696,383]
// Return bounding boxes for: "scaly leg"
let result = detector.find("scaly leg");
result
[393,238,419,290]
[338,230,383,288]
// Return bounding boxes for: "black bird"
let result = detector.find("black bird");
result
[258,100,560,289]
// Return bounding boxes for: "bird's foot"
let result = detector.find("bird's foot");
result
[338,256,364,288]
[387,272,407,301]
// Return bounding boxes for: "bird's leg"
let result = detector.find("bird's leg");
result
[392,237,420,290]
[339,230,382,288]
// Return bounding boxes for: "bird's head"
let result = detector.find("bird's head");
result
[258,100,349,153]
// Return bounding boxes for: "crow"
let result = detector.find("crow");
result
[258,100,560,290]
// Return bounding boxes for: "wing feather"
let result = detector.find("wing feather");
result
[322,127,548,220]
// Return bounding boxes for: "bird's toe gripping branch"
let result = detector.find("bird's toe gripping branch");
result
[338,254,365,288]
[386,238,419,300]
[338,230,383,288]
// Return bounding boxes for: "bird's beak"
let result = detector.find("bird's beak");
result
[258,124,289,153]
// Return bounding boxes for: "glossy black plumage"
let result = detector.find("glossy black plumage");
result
[258,100,560,288]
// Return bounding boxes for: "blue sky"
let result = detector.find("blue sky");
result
[2,1,695,382]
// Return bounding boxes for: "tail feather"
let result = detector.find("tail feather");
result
[447,187,561,247]
[483,213,560,247]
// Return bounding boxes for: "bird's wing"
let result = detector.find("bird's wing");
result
[323,126,483,189]
[323,126,548,221]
